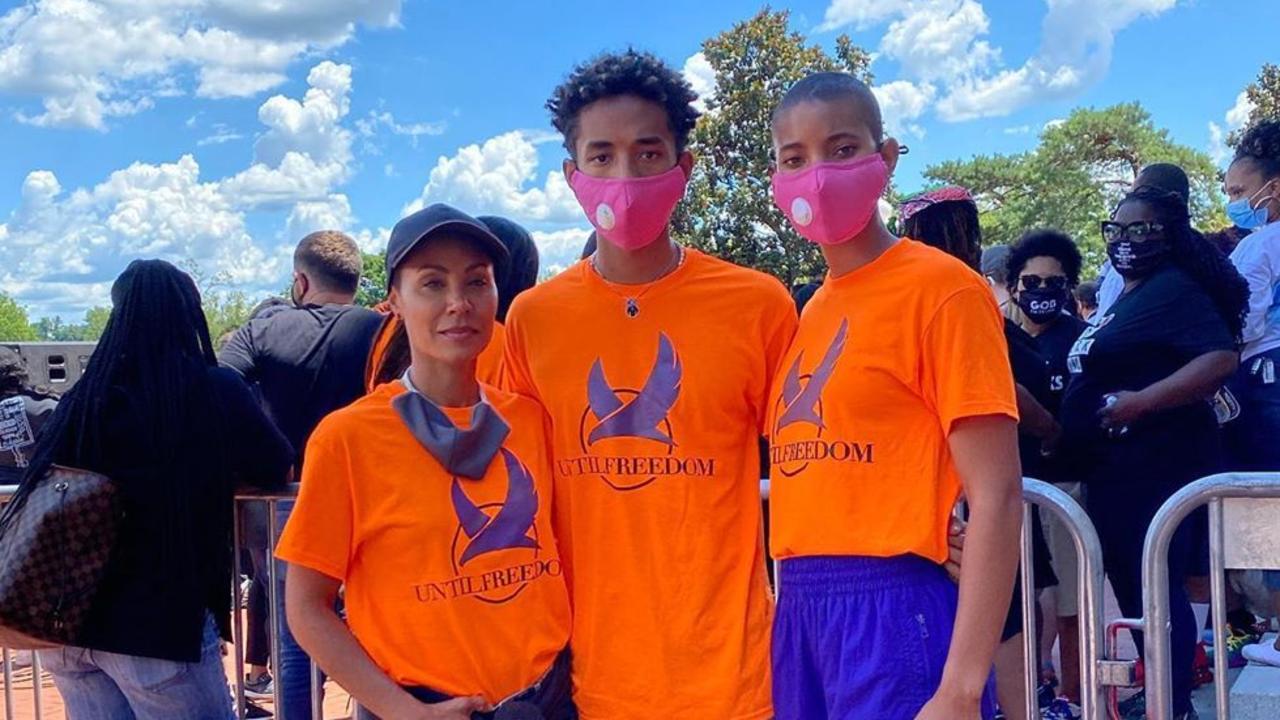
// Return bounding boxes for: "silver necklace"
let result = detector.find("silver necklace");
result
[589,246,685,318]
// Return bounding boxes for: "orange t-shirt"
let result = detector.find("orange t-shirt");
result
[767,239,1018,563]
[365,316,506,392]
[275,382,571,702]
[502,248,797,720]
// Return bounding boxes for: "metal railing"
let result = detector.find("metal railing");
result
[1018,479,1108,720]
[1140,472,1280,720]
[10,476,1270,719]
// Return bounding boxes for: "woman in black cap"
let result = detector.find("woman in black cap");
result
[279,204,574,720]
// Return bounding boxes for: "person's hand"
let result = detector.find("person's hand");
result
[913,688,983,720]
[1097,390,1149,429]
[399,696,488,720]
[945,518,966,583]
[1040,421,1062,457]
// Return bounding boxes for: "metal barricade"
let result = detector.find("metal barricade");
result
[0,477,1123,720]
[1019,478,1109,720]
[233,485,335,720]
[1141,472,1280,720]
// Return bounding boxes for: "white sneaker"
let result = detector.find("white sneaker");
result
[1241,641,1280,667]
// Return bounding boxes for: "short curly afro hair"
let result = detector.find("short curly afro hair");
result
[1234,119,1280,180]
[547,49,701,158]
[1005,229,1083,289]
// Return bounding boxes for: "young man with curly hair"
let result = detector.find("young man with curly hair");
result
[502,50,797,720]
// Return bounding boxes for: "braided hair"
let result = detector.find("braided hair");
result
[901,199,983,271]
[1,260,219,559]
[1116,186,1248,341]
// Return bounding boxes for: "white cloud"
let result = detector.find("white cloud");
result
[0,0,403,129]
[356,110,447,147]
[285,194,354,240]
[819,0,903,31]
[220,61,354,209]
[403,130,583,224]
[531,228,592,278]
[878,1,998,83]
[936,0,1177,121]
[872,80,937,138]
[820,0,1180,124]
[682,52,717,113]
[0,60,361,317]
[1004,124,1033,135]
[1208,90,1256,165]
[196,125,244,146]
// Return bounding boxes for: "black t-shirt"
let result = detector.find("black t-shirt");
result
[80,367,292,661]
[1006,319,1052,479]
[0,393,57,484]
[1059,266,1234,486]
[1034,315,1088,416]
[218,303,382,462]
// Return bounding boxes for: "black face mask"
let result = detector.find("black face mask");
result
[1106,238,1169,279]
[1016,288,1068,324]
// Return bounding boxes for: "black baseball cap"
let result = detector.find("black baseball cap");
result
[385,203,510,290]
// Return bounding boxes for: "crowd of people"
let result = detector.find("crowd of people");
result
[1,47,1279,720]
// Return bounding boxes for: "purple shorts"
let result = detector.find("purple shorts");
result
[772,554,997,720]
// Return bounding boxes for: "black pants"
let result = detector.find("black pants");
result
[357,650,575,720]
[1088,480,1196,716]
[241,547,271,668]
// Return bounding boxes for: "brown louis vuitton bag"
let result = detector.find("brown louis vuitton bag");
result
[0,464,120,649]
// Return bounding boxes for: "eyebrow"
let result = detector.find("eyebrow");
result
[416,262,491,272]
[825,132,862,144]
[583,140,615,152]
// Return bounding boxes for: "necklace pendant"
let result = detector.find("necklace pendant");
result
[625,298,639,318]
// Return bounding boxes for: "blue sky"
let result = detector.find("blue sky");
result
[0,0,1275,320]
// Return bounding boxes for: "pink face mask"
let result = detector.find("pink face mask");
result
[771,154,889,246]
[569,165,688,251]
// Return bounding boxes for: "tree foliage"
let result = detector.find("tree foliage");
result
[1228,63,1280,147]
[33,306,111,341]
[0,293,37,342]
[673,9,873,286]
[925,103,1224,274]
[356,252,388,308]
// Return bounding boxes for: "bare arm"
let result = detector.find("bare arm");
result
[1100,350,1239,427]
[1015,383,1060,442]
[285,564,485,720]
[918,414,1023,719]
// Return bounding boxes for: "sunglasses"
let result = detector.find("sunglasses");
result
[1019,274,1069,292]
[1101,220,1165,243]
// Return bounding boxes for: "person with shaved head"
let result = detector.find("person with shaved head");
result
[766,71,1020,720]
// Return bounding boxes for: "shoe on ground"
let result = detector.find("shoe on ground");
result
[1118,692,1146,719]
[244,671,274,699]
[244,700,273,719]
[1039,697,1081,720]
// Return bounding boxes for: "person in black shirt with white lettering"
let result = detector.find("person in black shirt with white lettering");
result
[1060,184,1247,720]
[1006,229,1089,705]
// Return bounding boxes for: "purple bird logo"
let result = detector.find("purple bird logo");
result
[586,333,682,446]
[450,448,539,567]
[776,319,848,433]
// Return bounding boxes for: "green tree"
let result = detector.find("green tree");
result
[925,103,1224,273]
[355,252,387,307]
[672,9,873,286]
[1228,63,1280,147]
[0,293,37,341]
[82,306,111,341]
